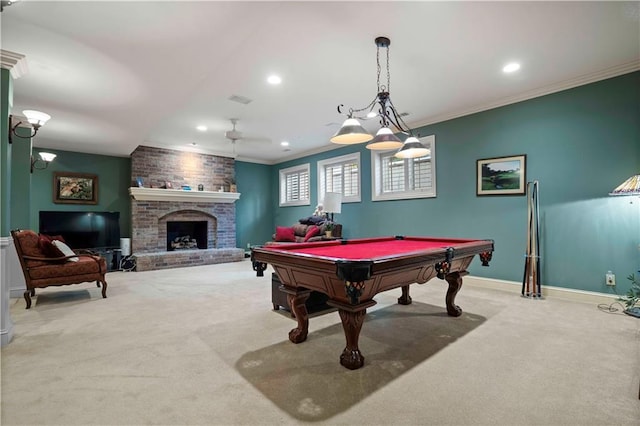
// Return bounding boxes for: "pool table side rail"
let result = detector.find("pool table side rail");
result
[251,238,494,305]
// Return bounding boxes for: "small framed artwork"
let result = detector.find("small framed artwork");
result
[477,155,526,196]
[53,172,99,204]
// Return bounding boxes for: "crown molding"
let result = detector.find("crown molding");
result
[410,61,640,130]
[0,49,28,79]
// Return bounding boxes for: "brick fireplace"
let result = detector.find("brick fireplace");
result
[130,146,244,271]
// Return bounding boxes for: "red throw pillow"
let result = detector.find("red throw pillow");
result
[303,225,320,242]
[38,234,66,258]
[275,226,296,242]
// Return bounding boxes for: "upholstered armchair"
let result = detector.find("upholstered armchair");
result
[11,229,108,309]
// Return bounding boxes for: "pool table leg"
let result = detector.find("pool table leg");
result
[397,285,412,305]
[286,290,311,343]
[338,308,367,370]
[444,271,468,317]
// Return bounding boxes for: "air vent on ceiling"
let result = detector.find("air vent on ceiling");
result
[228,94,253,105]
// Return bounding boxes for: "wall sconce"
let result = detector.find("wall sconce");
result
[31,152,56,173]
[8,110,51,144]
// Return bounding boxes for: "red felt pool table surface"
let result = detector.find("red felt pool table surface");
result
[263,236,485,260]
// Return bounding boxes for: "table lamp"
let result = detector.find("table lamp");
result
[323,192,342,222]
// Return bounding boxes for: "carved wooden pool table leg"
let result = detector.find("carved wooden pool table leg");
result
[328,299,376,370]
[444,271,468,317]
[397,285,412,305]
[338,308,367,370]
[285,289,311,343]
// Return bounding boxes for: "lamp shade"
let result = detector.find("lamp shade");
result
[330,118,373,144]
[366,127,403,150]
[323,192,342,214]
[394,136,431,159]
[39,152,57,162]
[23,110,51,127]
[609,174,640,196]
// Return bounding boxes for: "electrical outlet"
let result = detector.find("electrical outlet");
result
[606,271,616,286]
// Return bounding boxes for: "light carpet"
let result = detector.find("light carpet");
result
[1,259,639,425]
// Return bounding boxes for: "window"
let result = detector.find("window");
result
[317,152,361,203]
[371,135,436,201]
[279,163,310,206]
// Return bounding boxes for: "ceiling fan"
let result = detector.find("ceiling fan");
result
[224,118,271,145]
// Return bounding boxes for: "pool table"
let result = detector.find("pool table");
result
[252,236,494,370]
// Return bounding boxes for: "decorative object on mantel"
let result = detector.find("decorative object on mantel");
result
[164,181,173,189]
[128,187,240,203]
[136,177,144,187]
[181,185,191,191]
[198,184,204,191]
[225,177,237,193]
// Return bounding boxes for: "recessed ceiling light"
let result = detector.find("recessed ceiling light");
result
[267,75,282,85]
[196,125,207,131]
[503,62,521,73]
[281,141,289,147]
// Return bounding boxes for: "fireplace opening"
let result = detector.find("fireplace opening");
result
[167,221,208,251]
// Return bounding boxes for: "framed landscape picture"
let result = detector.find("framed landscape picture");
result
[476,155,526,196]
[53,172,98,204]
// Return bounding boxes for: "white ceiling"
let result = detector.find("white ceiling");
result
[2,1,639,164]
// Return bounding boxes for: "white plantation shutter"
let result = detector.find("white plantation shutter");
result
[372,135,436,201]
[317,153,361,203]
[280,164,310,206]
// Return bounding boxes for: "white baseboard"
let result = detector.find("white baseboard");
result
[465,276,619,305]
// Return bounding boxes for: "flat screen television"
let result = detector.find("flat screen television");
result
[39,211,121,250]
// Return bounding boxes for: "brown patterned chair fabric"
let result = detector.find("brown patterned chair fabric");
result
[11,229,108,309]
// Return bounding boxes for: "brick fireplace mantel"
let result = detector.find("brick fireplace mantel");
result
[129,187,240,203]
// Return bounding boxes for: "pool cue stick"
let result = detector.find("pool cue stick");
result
[528,182,535,297]
[523,182,533,296]
[530,181,537,297]
[534,181,541,297]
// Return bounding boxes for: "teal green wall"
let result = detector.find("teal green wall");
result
[271,72,640,295]
[9,127,32,230]
[30,148,132,238]
[10,72,639,297]
[235,161,273,249]
[1,69,12,237]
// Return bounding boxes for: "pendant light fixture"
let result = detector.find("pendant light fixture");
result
[330,36,429,158]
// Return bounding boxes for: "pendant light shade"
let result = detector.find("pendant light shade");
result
[330,118,373,144]
[394,136,431,159]
[366,127,403,150]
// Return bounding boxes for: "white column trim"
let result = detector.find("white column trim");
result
[1,236,15,346]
